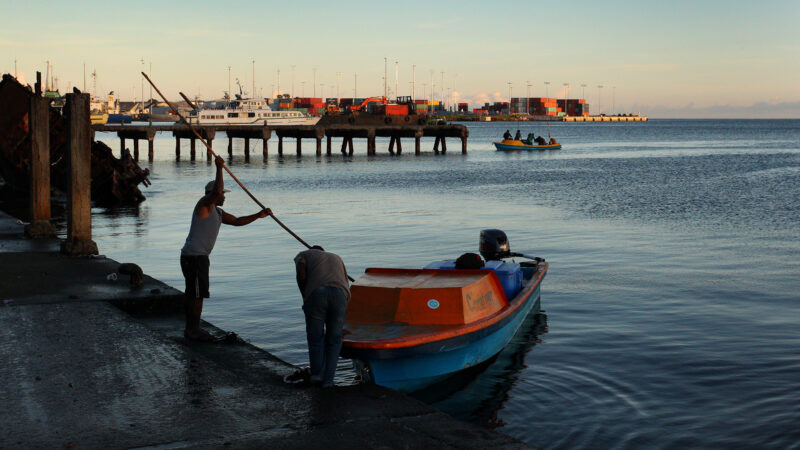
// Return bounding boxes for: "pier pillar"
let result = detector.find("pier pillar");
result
[340,137,348,155]
[120,137,126,157]
[278,136,284,156]
[207,139,213,161]
[296,138,302,156]
[367,131,376,156]
[175,137,180,160]
[62,92,98,256]
[433,136,440,154]
[415,134,421,155]
[133,139,140,161]
[316,137,322,156]
[461,136,467,154]
[348,137,354,156]
[327,135,332,155]
[228,136,233,156]
[441,137,447,154]
[244,138,250,160]
[262,138,268,158]
[388,136,395,155]
[190,138,196,161]
[26,86,56,238]
[148,137,154,162]
[396,136,402,155]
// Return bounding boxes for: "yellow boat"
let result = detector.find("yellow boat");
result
[493,139,561,151]
[90,113,108,125]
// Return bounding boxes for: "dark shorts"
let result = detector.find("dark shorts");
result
[180,254,210,299]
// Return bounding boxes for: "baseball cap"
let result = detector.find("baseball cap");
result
[205,181,230,194]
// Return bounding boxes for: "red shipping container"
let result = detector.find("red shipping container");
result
[385,104,409,115]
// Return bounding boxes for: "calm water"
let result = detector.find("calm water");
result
[88,119,800,449]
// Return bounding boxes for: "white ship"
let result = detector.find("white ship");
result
[189,96,319,126]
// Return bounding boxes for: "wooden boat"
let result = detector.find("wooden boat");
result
[493,139,561,151]
[342,230,548,392]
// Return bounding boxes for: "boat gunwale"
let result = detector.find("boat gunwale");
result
[342,262,548,354]
[493,139,561,151]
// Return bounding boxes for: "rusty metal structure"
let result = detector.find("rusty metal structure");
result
[0,74,150,206]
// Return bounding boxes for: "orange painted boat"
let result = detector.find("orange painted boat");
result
[342,230,548,392]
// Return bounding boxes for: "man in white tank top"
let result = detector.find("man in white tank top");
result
[180,155,271,341]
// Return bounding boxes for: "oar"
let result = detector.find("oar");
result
[142,73,355,281]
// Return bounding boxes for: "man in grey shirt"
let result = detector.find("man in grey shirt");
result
[294,246,350,387]
[180,155,270,341]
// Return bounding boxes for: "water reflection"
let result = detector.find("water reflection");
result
[412,310,548,428]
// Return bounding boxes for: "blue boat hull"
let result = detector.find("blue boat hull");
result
[354,284,541,392]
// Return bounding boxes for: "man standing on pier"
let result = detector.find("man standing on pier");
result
[290,246,350,387]
[180,155,270,342]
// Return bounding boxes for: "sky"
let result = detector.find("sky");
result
[3,0,799,118]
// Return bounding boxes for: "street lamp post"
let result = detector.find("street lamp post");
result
[291,65,295,98]
[507,81,512,114]
[612,86,616,115]
[563,83,569,116]
[526,80,531,115]
[412,64,416,99]
[597,85,603,115]
[544,81,550,98]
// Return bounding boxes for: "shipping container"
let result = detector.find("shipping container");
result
[385,104,409,115]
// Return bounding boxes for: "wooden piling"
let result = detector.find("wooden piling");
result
[26,83,56,238]
[62,93,98,256]
[190,138,196,160]
[461,136,467,154]
[148,137,154,161]
[175,137,180,159]
[316,137,322,156]
[133,139,140,161]
[396,136,402,155]
[433,136,440,154]
[327,135,332,155]
[278,136,284,156]
[388,136,395,155]
[244,137,250,159]
[262,137,268,158]
[441,137,447,154]
[120,137,126,157]
[296,137,302,156]
[228,136,233,156]
[415,134,421,155]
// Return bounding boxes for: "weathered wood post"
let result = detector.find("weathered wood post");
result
[244,137,250,159]
[174,136,180,159]
[25,75,56,238]
[388,136,395,155]
[120,137,126,157]
[296,137,302,156]
[415,131,422,155]
[396,136,402,155]
[441,136,447,154]
[367,130,376,156]
[278,136,284,156]
[348,137,354,156]
[228,136,233,156]
[433,136,440,154]
[340,136,348,155]
[61,92,98,255]
[190,137,196,160]
[326,135,332,155]
[133,138,140,161]
[461,136,467,154]
[315,137,322,156]
[147,134,155,162]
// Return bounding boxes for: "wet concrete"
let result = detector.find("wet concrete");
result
[0,211,530,449]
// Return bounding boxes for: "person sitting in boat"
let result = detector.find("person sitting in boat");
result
[503,129,512,140]
[514,130,522,140]
[549,137,557,145]
[535,135,546,145]
[523,133,534,145]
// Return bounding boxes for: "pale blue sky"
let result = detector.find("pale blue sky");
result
[3,0,799,117]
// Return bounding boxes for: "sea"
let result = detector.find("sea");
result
[87,119,799,449]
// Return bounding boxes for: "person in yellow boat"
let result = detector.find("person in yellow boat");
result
[549,137,557,145]
[524,133,534,145]
[535,135,546,145]
[503,129,512,140]
[514,130,522,140]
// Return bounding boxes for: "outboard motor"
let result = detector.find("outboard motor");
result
[479,229,511,261]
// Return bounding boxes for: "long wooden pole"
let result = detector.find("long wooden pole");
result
[142,72,313,250]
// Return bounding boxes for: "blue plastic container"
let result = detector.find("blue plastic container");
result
[424,259,522,300]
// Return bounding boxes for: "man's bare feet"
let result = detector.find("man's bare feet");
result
[184,328,218,342]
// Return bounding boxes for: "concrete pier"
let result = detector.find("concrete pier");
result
[93,119,470,160]
[0,211,528,449]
